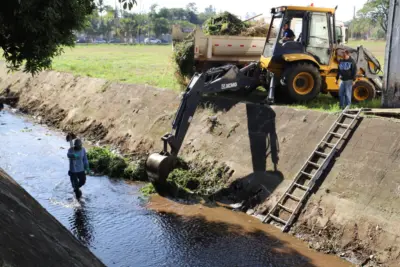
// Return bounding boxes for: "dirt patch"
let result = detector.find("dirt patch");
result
[0,168,104,267]
[2,63,400,266]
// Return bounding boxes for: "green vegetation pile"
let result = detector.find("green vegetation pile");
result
[142,158,233,199]
[87,147,147,181]
[241,20,270,37]
[87,147,232,199]
[173,31,195,85]
[203,12,248,36]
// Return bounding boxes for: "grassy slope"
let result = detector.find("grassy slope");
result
[49,40,386,112]
[52,44,181,90]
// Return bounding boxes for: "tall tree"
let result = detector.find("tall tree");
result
[186,3,197,13]
[358,0,390,33]
[186,3,198,24]
[120,16,137,42]
[153,18,170,37]
[0,0,137,74]
[85,11,101,39]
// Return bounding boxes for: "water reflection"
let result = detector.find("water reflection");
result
[69,201,94,246]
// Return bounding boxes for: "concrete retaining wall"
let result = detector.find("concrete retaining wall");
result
[0,168,105,267]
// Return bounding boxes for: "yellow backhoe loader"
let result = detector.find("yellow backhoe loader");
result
[146,5,383,184]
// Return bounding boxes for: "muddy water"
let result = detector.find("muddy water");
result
[0,109,353,267]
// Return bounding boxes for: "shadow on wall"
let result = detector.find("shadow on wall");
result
[153,211,318,267]
[213,103,284,211]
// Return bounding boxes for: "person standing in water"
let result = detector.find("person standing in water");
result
[67,139,90,199]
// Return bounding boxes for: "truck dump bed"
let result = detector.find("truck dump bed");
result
[172,25,266,69]
[193,26,266,64]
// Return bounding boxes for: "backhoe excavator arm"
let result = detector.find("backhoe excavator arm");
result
[146,62,260,184]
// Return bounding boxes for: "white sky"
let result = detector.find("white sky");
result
[106,0,367,22]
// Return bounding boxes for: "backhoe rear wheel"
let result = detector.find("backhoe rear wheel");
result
[352,80,376,103]
[282,63,321,102]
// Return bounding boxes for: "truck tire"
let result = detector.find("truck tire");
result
[352,80,376,102]
[282,63,321,102]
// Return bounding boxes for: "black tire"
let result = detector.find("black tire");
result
[281,63,322,102]
[352,80,376,103]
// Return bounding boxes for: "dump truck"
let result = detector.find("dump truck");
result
[147,5,383,184]
[172,21,349,72]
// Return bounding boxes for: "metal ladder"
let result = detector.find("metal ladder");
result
[262,106,362,232]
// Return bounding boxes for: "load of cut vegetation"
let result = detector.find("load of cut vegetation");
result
[173,31,195,86]
[173,12,247,87]
[87,147,147,181]
[203,12,248,36]
[240,20,270,37]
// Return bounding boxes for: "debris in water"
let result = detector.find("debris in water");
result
[21,127,32,132]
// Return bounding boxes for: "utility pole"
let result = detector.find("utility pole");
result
[383,0,400,107]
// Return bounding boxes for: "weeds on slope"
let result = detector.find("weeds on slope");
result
[287,94,381,112]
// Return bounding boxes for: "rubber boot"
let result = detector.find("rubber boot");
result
[74,189,82,199]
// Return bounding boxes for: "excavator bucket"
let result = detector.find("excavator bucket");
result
[146,153,175,184]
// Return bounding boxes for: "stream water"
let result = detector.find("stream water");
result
[0,109,352,267]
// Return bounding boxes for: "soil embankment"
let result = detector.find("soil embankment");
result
[1,62,400,266]
[0,168,105,267]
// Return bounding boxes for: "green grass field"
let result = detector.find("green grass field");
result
[348,40,385,66]
[50,40,386,112]
[52,44,181,90]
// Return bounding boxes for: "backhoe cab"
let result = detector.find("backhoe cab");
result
[260,6,382,103]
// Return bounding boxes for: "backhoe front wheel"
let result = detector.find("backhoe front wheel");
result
[282,63,321,102]
[352,80,376,102]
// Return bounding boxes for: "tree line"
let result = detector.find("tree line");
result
[81,1,217,42]
[348,0,389,40]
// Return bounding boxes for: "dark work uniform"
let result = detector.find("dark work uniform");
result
[283,28,295,40]
[336,57,357,108]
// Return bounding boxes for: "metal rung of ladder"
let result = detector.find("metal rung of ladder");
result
[335,122,350,128]
[329,131,343,138]
[269,214,287,225]
[285,193,301,202]
[294,183,309,191]
[278,204,294,213]
[343,113,357,118]
[321,141,336,147]
[262,106,362,232]
[314,151,328,157]
[307,161,321,168]
[300,171,313,177]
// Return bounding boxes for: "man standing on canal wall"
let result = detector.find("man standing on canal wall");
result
[336,49,357,109]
